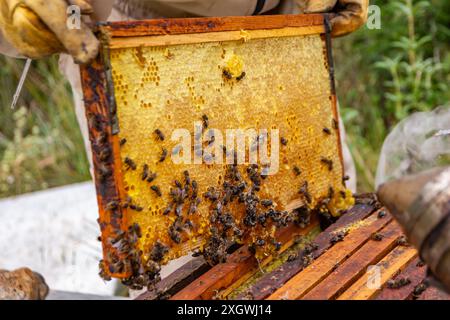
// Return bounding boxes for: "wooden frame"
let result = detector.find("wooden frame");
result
[80,13,341,281]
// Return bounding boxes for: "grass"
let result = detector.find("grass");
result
[0,57,90,197]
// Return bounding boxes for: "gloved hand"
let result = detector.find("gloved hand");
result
[0,0,99,63]
[0,268,49,300]
[303,0,369,37]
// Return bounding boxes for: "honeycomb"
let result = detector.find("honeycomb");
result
[108,33,353,274]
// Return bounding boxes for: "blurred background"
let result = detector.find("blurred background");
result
[0,0,449,296]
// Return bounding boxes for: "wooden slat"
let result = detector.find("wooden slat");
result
[417,285,450,300]
[237,203,379,300]
[374,257,426,300]
[337,246,418,300]
[219,226,319,299]
[136,256,210,300]
[170,221,317,300]
[102,14,325,37]
[303,221,403,300]
[109,26,325,49]
[267,211,392,300]
[80,59,131,279]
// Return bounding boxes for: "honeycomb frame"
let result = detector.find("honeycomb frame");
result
[80,14,350,282]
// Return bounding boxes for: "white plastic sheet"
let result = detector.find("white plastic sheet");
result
[376,106,450,188]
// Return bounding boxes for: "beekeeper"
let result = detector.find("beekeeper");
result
[0,0,367,192]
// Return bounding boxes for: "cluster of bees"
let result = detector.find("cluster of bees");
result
[95,108,351,290]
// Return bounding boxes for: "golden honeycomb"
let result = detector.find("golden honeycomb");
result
[108,32,353,268]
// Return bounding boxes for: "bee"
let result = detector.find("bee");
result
[99,260,112,281]
[159,148,168,162]
[151,185,162,197]
[120,138,127,146]
[257,214,267,226]
[396,235,409,246]
[174,180,182,188]
[413,283,427,298]
[339,190,347,199]
[287,254,298,262]
[105,200,119,211]
[191,180,198,198]
[273,241,282,251]
[88,113,103,131]
[147,172,157,183]
[98,164,112,181]
[95,132,108,146]
[280,137,288,146]
[378,210,386,218]
[293,166,301,176]
[189,198,201,214]
[184,219,194,230]
[150,241,169,262]
[99,147,111,162]
[328,186,334,200]
[236,72,246,81]
[302,254,314,267]
[299,181,312,204]
[255,239,265,246]
[330,231,346,244]
[110,210,123,221]
[222,69,232,80]
[371,232,383,241]
[260,166,270,179]
[141,164,149,181]
[183,170,191,185]
[168,227,181,244]
[175,204,183,217]
[192,249,202,257]
[323,127,332,135]
[387,277,411,289]
[110,219,121,229]
[122,196,132,209]
[332,118,338,130]
[163,203,173,215]
[248,244,256,254]
[129,204,143,212]
[124,157,137,170]
[154,129,165,141]
[294,206,311,228]
[233,227,243,237]
[129,223,142,238]
[320,157,333,171]
[342,175,350,185]
[202,114,209,130]
[304,243,319,254]
[261,199,273,207]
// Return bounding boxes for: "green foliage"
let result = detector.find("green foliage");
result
[0,57,90,197]
[335,0,450,191]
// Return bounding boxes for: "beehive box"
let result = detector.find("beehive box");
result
[80,14,354,289]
